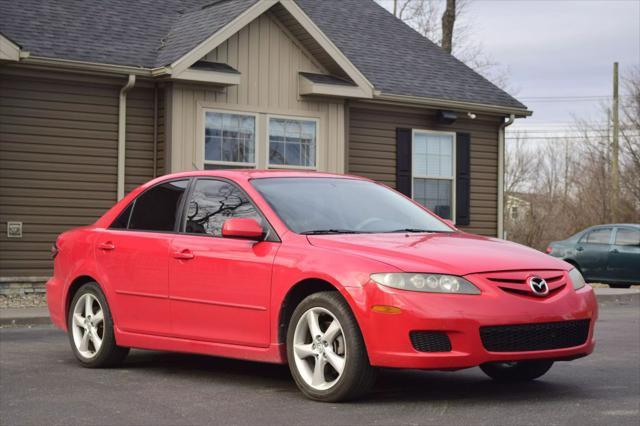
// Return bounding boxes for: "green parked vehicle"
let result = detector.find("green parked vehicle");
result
[546,224,640,288]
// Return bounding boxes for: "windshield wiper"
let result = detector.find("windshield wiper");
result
[385,228,437,233]
[301,229,361,235]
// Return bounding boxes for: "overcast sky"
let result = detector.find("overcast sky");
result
[378,0,640,134]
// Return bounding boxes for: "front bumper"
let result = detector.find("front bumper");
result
[357,274,598,369]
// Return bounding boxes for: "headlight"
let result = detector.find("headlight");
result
[371,273,481,294]
[568,268,586,290]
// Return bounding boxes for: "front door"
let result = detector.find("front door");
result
[168,178,278,347]
[95,179,189,335]
[608,227,640,283]
[575,227,613,282]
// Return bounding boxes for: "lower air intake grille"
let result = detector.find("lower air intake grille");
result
[410,331,452,352]
[480,319,590,352]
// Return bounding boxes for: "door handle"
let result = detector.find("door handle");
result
[173,249,195,260]
[98,241,115,251]
[576,246,584,252]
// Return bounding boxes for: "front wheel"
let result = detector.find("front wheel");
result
[480,360,554,382]
[286,291,377,402]
[68,282,129,367]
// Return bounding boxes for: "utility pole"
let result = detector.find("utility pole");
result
[611,62,620,222]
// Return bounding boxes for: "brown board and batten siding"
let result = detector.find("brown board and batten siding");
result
[348,102,501,237]
[0,69,160,277]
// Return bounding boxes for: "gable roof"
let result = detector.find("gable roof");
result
[0,0,527,112]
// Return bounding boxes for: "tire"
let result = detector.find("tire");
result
[286,291,377,402]
[480,360,554,382]
[67,282,129,368]
[609,284,632,289]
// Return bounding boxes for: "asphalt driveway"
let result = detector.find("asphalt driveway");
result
[1,304,638,426]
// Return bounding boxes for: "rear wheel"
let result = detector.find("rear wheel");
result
[68,282,129,367]
[480,360,554,382]
[286,291,376,402]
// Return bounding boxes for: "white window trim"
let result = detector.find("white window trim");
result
[202,108,260,169]
[411,129,457,222]
[266,114,320,170]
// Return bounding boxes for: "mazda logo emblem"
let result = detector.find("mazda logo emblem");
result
[528,276,549,296]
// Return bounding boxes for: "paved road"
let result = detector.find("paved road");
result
[1,305,639,426]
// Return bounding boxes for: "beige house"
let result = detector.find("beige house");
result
[0,0,530,290]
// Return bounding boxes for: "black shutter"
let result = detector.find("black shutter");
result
[396,128,412,196]
[456,132,471,226]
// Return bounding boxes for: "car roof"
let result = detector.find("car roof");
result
[150,169,371,182]
[587,224,640,229]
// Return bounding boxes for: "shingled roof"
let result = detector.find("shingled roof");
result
[0,0,527,111]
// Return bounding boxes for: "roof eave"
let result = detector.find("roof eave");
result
[374,92,532,118]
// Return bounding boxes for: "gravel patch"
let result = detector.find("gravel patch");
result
[0,294,47,309]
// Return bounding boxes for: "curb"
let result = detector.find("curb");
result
[1,290,638,327]
[0,316,51,326]
[594,291,640,306]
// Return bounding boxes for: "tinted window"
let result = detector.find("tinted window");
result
[185,179,263,237]
[251,178,452,234]
[110,203,133,229]
[585,228,612,244]
[615,228,640,246]
[128,180,189,232]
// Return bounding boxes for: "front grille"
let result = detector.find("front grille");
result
[410,331,452,352]
[480,320,590,352]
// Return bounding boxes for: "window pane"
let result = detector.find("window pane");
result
[252,178,453,234]
[586,228,612,244]
[110,203,133,229]
[615,228,640,246]
[129,180,189,231]
[413,178,452,219]
[269,118,316,167]
[413,132,454,178]
[185,180,263,237]
[204,112,255,164]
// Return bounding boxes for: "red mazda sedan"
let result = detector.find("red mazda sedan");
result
[46,170,597,401]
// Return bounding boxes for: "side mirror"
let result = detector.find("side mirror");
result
[443,219,457,230]
[221,218,264,241]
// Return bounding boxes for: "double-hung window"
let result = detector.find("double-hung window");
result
[204,111,256,169]
[268,116,317,168]
[412,131,455,220]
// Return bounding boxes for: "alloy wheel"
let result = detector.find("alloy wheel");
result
[292,307,347,391]
[71,293,104,359]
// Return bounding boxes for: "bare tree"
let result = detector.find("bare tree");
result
[441,0,456,54]
[505,67,640,250]
[381,0,515,91]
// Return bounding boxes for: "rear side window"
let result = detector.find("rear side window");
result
[127,180,189,232]
[584,228,612,244]
[615,228,640,246]
[185,179,263,237]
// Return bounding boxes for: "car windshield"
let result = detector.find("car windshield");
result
[251,177,453,234]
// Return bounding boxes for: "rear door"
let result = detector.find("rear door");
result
[608,227,640,283]
[95,179,189,335]
[575,227,613,282]
[168,178,279,347]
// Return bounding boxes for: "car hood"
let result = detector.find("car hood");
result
[307,232,569,275]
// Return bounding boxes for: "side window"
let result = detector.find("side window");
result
[584,228,612,245]
[110,203,133,229]
[128,180,189,232]
[185,179,263,237]
[615,228,640,246]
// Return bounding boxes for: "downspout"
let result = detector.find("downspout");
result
[498,114,515,239]
[117,74,136,200]
[152,84,158,178]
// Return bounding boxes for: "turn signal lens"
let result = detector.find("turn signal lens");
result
[371,305,402,314]
[568,268,586,290]
[371,273,481,295]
